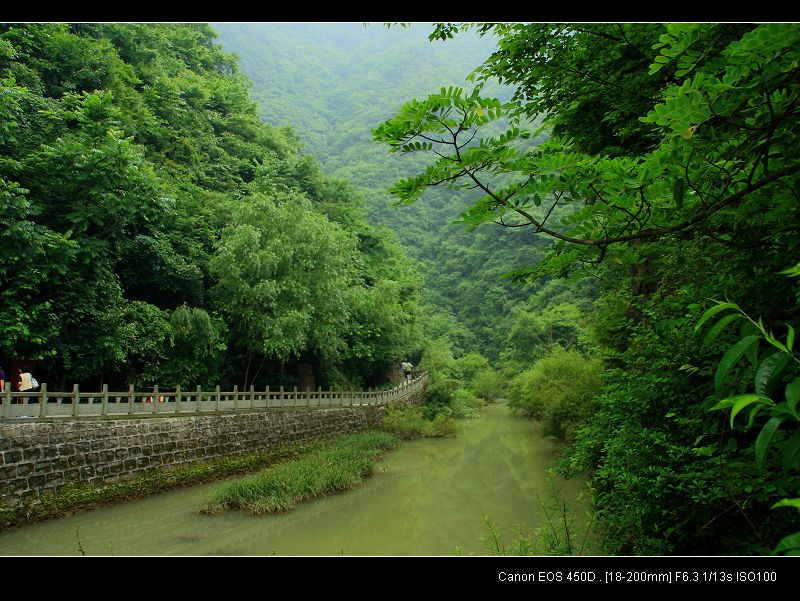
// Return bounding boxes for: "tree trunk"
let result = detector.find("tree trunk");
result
[243,352,252,391]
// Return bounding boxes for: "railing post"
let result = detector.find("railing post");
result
[265,385,270,408]
[40,383,47,418]
[4,382,11,419]
[250,384,255,409]
[101,383,108,416]
[317,386,322,407]
[293,386,298,408]
[153,385,159,414]
[279,385,284,408]
[72,384,79,418]
[175,384,182,414]
[197,385,202,413]
[233,385,239,412]
[128,384,135,415]
[215,385,221,412]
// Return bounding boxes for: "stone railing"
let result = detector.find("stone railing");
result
[0,372,427,420]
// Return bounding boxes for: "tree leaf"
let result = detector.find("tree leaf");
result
[715,335,761,397]
[755,416,784,471]
[695,301,739,332]
[746,402,768,428]
[729,394,773,428]
[773,533,800,555]
[708,396,738,411]
[754,352,790,396]
[778,262,800,278]
[786,378,800,416]
[771,498,800,512]
[672,177,685,208]
[783,429,800,476]
[702,312,744,348]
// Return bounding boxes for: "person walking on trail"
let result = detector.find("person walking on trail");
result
[401,360,413,381]
[0,364,5,394]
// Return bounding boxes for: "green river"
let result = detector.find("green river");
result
[0,404,588,555]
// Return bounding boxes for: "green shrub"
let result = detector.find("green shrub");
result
[455,352,491,382]
[470,367,505,403]
[508,348,602,441]
[451,387,482,418]
[421,376,459,419]
[381,403,457,438]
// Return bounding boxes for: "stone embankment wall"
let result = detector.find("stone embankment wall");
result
[0,385,424,507]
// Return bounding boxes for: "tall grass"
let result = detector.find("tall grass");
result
[477,481,595,556]
[202,431,400,515]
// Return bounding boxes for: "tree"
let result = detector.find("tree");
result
[0,178,75,360]
[210,191,359,387]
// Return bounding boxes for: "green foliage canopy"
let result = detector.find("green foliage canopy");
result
[374,24,800,280]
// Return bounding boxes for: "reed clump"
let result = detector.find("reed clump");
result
[202,431,399,515]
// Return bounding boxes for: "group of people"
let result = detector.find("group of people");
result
[400,360,414,381]
[0,365,40,402]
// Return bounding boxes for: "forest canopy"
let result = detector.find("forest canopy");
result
[0,23,422,391]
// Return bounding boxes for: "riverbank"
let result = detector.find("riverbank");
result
[0,401,439,531]
[0,440,318,530]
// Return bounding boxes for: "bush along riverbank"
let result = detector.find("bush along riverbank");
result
[381,404,457,439]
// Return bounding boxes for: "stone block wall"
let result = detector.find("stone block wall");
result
[0,405,386,506]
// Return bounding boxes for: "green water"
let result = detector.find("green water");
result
[0,404,587,555]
